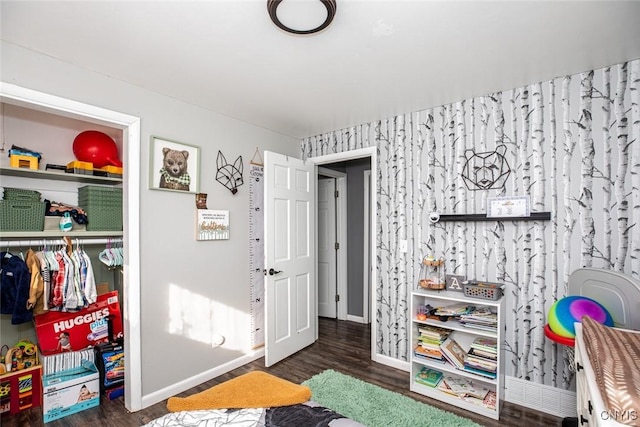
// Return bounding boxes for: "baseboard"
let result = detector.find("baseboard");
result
[505,375,577,419]
[373,353,410,372]
[140,348,265,409]
[346,314,366,323]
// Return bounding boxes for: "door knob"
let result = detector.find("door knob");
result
[268,268,282,276]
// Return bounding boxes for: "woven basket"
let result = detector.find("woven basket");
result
[78,186,123,231]
[3,187,41,202]
[0,200,46,231]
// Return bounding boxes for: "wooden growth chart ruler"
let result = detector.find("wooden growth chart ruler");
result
[249,149,265,349]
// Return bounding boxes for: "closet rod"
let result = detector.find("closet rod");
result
[1,237,123,248]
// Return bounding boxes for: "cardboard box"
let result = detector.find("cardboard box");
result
[44,216,86,232]
[42,361,99,423]
[0,365,42,415]
[34,291,123,355]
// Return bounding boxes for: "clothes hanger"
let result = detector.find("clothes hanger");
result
[99,239,114,267]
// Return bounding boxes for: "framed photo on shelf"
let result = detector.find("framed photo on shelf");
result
[486,195,530,218]
[149,136,200,193]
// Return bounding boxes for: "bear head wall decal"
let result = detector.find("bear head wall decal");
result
[461,144,511,190]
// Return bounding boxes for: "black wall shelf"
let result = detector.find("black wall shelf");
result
[437,212,551,222]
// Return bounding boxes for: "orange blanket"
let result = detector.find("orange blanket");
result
[166,371,311,412]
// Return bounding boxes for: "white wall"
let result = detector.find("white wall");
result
[1,41,300,403]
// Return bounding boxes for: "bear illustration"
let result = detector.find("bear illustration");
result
[159,147,191,191]
[461,144,511,190]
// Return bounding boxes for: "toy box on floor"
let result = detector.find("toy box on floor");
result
[94,340,124,401]
[0,365,42,415]
[42,360,99,423]
[34,291,123,355]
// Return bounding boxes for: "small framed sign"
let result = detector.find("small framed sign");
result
[446,274,466,292]
[487,195,531,218]
[196,209,230,241]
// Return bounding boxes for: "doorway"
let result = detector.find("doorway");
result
[317,168,346,320]
[0,82,142,411]
[316,155,372,325]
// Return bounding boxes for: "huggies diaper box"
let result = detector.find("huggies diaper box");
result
[34,291,123,355]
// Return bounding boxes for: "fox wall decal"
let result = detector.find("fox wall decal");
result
[216,150,244,194]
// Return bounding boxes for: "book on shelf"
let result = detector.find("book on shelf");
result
[418,336,446,348]
[415,367,443,387]
[440,337,466,369]
[415,353,446,364]
[467,347,497,361]
[465,349,497,367]
[464,355,497,370]
[433,303,473,316]
[441,375,489,400]
[459,306,497,323]
[437,378,461,397]
[462,390,497,410]
[462,365,497,379]
[464,359,497,373]
[418,325,451,341]
[414,345,445,362]
[482,390,497,409]
[470,336,497,353]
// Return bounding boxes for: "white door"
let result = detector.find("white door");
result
[317,177,337,318]
[264,151,317,367]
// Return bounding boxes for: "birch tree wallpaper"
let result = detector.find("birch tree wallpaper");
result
[302,59,640,390]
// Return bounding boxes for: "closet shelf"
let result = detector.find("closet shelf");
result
[0,230,123,239]
[0,166,122,185]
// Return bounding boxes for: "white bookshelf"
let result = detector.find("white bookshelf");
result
[410,289,505,420]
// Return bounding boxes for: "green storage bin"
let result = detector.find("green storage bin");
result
[3,187,42,202]
[78,186,123,231]
[78,186,122,208]
[0,200,46,231]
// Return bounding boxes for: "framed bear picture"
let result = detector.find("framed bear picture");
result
[149,136,200,193]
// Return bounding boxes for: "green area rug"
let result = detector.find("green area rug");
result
[302,369,482,427]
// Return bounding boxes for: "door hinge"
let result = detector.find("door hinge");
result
[335,190,339,198]
[335,242,340,250]
[335,294,340,302]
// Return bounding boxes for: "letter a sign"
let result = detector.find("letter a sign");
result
[446,274,466,292]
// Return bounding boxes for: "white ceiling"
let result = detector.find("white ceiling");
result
[2,1,640,140]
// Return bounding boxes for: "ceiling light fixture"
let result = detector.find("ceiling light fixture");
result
[267,0,337,35]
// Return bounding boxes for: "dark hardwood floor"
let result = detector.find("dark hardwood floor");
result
[2,318,564,426]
